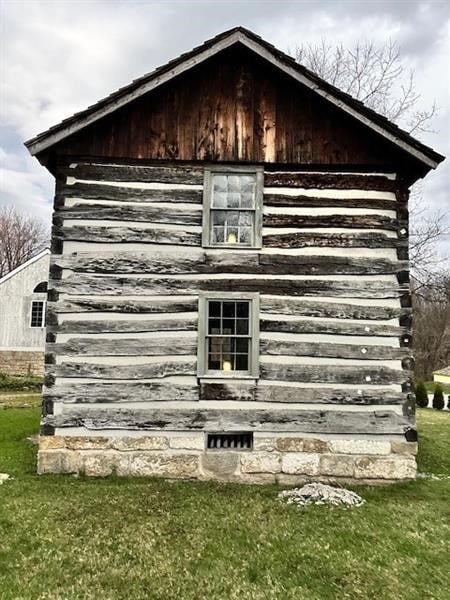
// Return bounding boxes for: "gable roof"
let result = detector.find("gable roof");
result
[24,27,444,170]
[0,248,50,286]
[433,366,450,377]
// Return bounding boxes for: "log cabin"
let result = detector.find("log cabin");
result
[25,27,445,482]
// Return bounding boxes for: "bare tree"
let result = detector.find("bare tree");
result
[413,273,450,379]
[0,206,49,278]
[295,39,436,133]
[295,39,447,285]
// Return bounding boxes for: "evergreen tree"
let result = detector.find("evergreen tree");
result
[432,384,445,410]
[414,381,429,408]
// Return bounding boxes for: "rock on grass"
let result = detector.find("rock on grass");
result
[278,483,364,507]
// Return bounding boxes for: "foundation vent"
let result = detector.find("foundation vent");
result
[207,433,253,450]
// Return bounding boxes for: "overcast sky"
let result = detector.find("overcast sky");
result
[1,0,449,254]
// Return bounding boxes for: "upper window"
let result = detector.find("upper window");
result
[30,301,45,328]
[202,167,263,248]
[198,293,259,378]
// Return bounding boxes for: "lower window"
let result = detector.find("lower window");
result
[30,301,45,328]
[198,293,259,378]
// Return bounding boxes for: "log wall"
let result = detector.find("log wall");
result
[42,161,413,447]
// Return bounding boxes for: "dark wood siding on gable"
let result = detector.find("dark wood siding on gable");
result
[52,46,414,170]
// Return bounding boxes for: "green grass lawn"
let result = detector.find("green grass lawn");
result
[0,404,449,600]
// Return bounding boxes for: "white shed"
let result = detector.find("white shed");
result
[0,248,50,376]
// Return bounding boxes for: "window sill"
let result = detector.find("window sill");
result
[198,376,258,384]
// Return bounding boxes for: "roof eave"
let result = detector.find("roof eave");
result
[24,29,445,171]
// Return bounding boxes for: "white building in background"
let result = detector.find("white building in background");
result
[0,248,50,376]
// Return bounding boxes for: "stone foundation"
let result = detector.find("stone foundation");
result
[38,434,417,483]
[0,350,44,376]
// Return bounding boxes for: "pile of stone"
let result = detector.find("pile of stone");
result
[278,483,364,507]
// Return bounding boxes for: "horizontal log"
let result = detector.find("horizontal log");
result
[53,274,407,299]
[52,297,198,314]
[57,316,197,334]
[50,337,198,356]
[264,172,397,191]
[264,194,396,210]
[44,382,199,403]
[260,339,408,360]
[61,183,202,203]
[260,318,404,337]
[255,385,407,405]
[53,358,197,379]
[55,225,201,246]
[57,204,201,226]
[64,163,204,185]
[259,363,407,384]
[263,214,397,230]
[55,251,406,277]
[45,407,411,434]
[262,231,405,249]
[260,297,408,321]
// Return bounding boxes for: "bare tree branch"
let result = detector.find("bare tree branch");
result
[0,206,49,278]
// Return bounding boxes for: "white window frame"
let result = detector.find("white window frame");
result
[202,165,264,249]
[197,292,259,380]
[30,300,46,328]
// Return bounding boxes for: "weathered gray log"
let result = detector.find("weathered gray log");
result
[61,183,202,204]
[55,225,201,246]
[53,357,197,379]
[52,297,198,314]
[264,194,396,210]
[200,383,256,402]
[58,204,201,226]
[263,214,397,230]
[63,163,204,185]
[260,339,408,360]
[49,337,198,356]
[260,363,408,384]
[264,172,397,191]
[260,318,404,337]
[57,316,197,334]
[44,407,412,434]
[263,231,405,249]
[255,385,406,405]
[54,251,406,277]
[53,274,407,299]
[260,297,409,321]
[44,382,199,403]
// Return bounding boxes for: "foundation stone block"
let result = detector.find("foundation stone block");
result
[241,452,281,474]
[320,454,355,477]
[169,436,205,451]
[391,441,418,455]
[329,439,391,455]
[111,437,168,451]
[354,456,416,480]
[66,437,110,451]
[201,452,240,477]
[126,452,199,478]
[282,453,321,476]
[39,436,66,450]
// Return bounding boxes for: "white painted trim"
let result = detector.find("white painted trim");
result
[64,198,203,210]
[58,311,197,322]
[65,177,203,191]
[264,188,395,200]
[55,400,404,412]
[263,206,396,217]
[60,269,397,282]
[265,171,397,179]
[56,331,197,342]
[62,219,202,232]
[260,313,399,326]
[0,248,50,286]
[57,354,195,365]
[25,30,440,168]
[261,295,401,308]
[259,355,402,369]
[260,332,400,347]
[262,227,397,237]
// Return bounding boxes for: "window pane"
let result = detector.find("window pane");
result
[211,173,256,209]
[208,319,221,334]
[30,301,44,327]
[212,226,225,244]
[235,353,249,371]
[236,319,249,335]
[211,210,254,246]
[222,319,235,335]
[236,338,249,353]
[209,301,221,318]
[236,302,249,318]
[222,302,236,318]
